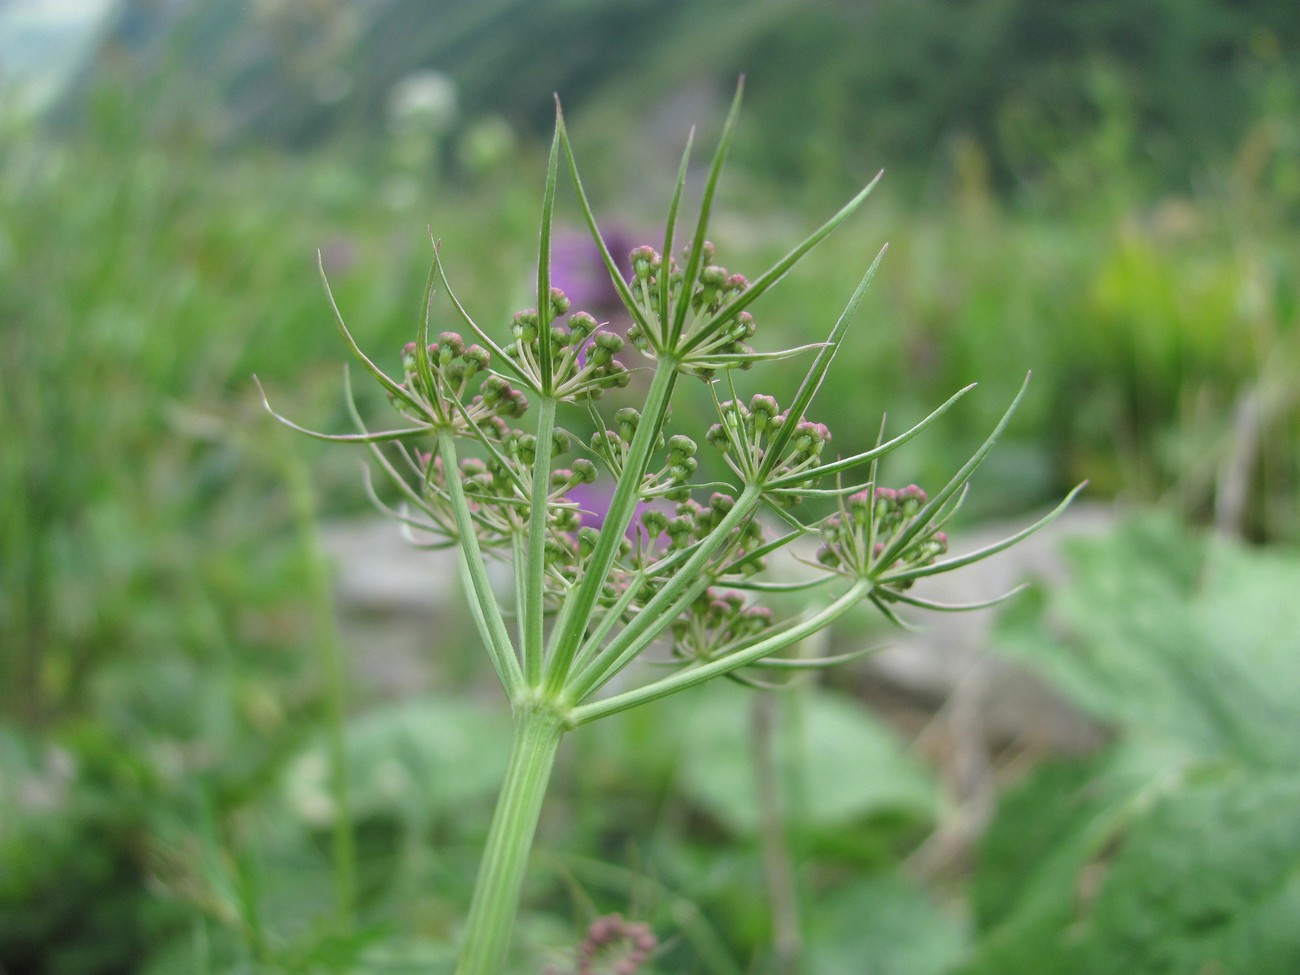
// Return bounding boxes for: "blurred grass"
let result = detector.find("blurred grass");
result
[0,87,537,724]
[0,89,550,972]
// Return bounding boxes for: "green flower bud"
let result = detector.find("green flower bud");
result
[481,375,510,404]
[548,287,571,316]
[899,484,927,517]
[615,408,640,440]
[450,362,473,388]
[640,509,669,538]
[432,338,457,368]
[670,456,698,482]
[749,394,779,420]
[667,434,698,458]
[591,430,622,454]
[568,311,597,341]
[544,536,572,565]
[511,310,538,343]
[874,487,897,521]
[595,330,624,352]
[463,344,491,372]
[550,507,580,533]
[629,245,660,280]
[604,362,630,388]
[401,342,420,373]
[666,515,695,548]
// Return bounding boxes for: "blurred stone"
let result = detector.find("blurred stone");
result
[320,517,457,697]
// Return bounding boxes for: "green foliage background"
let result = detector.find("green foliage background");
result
[2,0,1299,971]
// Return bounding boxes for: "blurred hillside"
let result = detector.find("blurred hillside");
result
[18,0,1300,200]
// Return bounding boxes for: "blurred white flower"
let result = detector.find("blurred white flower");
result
[387,69,458,135]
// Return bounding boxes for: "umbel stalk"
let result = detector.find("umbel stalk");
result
[455,704,565,975]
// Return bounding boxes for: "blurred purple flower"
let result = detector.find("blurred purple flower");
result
[550,225,639,327]
[568,480,671,542]
[551,223,669,542]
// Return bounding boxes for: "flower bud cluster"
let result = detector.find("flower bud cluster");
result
[560,490,769,632]
[509,288,631,398]
[670,587,775,662]
[706,393,831,494]
[415,431,583,562]
[625,242,755,373]
[585,417,700,502]
[397,331,528,430]
[642,433,700,500]
[543,912,657,975]
[587,407,644,474]
[816,484,948,588]
[660,493,764,564]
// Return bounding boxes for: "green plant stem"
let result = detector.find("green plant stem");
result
[543,360,678,693]
[568,484,762,699]
[456,704,567,975]
[524,397,558,684]
[438,429,524,696]
[571,580,871,724]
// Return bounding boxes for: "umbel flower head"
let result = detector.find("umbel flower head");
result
[258,79,1082,726]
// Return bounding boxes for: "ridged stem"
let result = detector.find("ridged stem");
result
[455,703,566,975]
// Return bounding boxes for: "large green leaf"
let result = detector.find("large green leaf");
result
[959,742,1189,975]
[996,515,1300,768]
[676,683,936,837]
[964,516,1300,975]
[1074,772,1300,975]
[807,874,967,975]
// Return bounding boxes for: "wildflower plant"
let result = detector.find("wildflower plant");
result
[260,82,1081,973]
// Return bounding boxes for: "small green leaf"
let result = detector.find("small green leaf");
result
[758,246,888,481]
[316,256,428,416]
[429,237,538,393]
[661,129,694,340]
[884,482,1086,584]
[534,110,562,391]
[876,374,1031,571]
[669,77,745,347]
[768,381,974,488]
[556,106,659,352]
[678,171,886,358]
[255,375,429,444]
